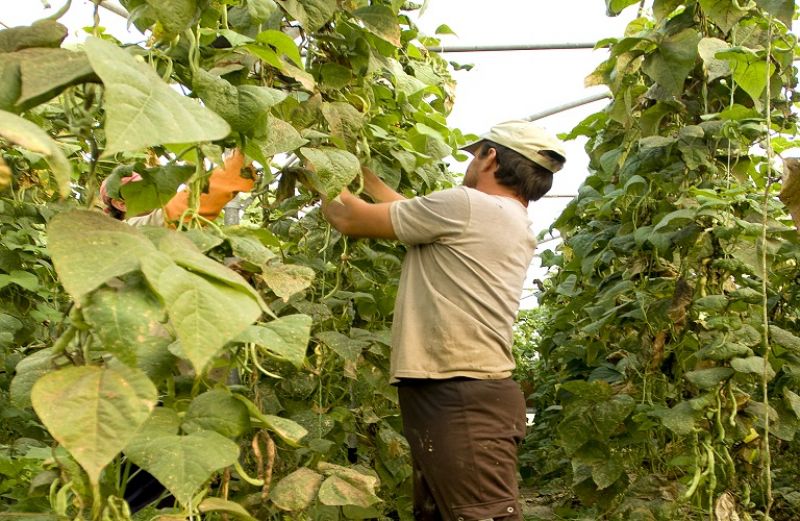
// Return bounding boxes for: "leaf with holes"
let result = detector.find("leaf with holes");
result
[0,109,71,196]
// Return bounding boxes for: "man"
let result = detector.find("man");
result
[322,120,567,521]
[99,149,254,226]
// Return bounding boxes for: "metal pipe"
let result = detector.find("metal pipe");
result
[96,0,129,19]
[427,42,599,53]
[224,200,241,225]
[524,91,612,122]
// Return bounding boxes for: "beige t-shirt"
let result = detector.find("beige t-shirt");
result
[388,186,536,383]
[125,208,165,227]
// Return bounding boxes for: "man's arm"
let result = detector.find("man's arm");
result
[362,166,406,203]
[321,188,397,240]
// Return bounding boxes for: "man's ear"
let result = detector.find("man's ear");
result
[481,147,498,172]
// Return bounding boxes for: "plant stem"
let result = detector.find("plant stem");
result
[759,15,775,520]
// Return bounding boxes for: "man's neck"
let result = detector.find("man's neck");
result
[474,181,528,208]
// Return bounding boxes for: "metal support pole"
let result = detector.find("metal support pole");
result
[96,1,129,19]
[524,91,612,122]
[428,42,598,53]
[223,200,241,226]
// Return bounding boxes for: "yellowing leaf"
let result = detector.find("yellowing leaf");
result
[317,463,381,508]
[353,6,401,47]
[48,210,157,299]
[0,109,71,196]
[270,467,323,511]
[31,364,158,484]
[141,251,261,373]
[276,0,337,32]
[300,147,360,199]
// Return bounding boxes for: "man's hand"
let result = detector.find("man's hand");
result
[321,187,397,240]
[362,166,406,203]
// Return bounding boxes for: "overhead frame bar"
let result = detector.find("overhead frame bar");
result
[428,42,599,53]
[524,91,612,122]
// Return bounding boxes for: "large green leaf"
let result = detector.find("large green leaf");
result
[275,0,337,32]
[653,401,697,435]
[193,68,287,134]
[769,324,800,353]
[642,28,701,96]
[84,37,230,155]
[255,115,308,158]
[144,0,197,38]
[255,29,303,67]
[0,109,71,196]
[685,367,734,389]
[0,20,67,53]
[48,210,157,300]
[653,0,683,19]
[125,408,239,506]
[717,48,775,104]
[300,147,361,199]
[14,48,95,107]
[141,251,261,373]
[353,6,401,47]
[156,231,267,309]
[182,390,251,438]
[755,0,795,25]
[321,102,365,150]
[0,56,21,111]
[0,270,38,292]
[270,467,324,511]
[698,37,731,81]
[9,348,54,408]
[30,364,157,484]
[731,356,776,380]
[699,0,749,33]
[236,314,312,368]
[317,463,381,508]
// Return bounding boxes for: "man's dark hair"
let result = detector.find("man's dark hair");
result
[478,141,565,201]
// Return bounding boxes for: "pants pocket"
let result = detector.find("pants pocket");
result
[450,497,520,521]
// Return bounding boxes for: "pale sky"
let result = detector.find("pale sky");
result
[4,0,639,305]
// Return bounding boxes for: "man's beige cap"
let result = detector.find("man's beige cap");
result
[462,120,567,173]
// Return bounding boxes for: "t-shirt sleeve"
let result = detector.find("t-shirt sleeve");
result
[125,209,166,227]
[389,187,470,245]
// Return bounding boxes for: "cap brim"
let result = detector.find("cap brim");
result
[459,139,484,154]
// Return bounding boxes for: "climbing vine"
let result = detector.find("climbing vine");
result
[525,1,800,519]
[0,1,461,519]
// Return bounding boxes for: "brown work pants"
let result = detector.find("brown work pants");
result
[397,378,526,521]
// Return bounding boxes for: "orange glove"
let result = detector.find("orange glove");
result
[164,149,255,222]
